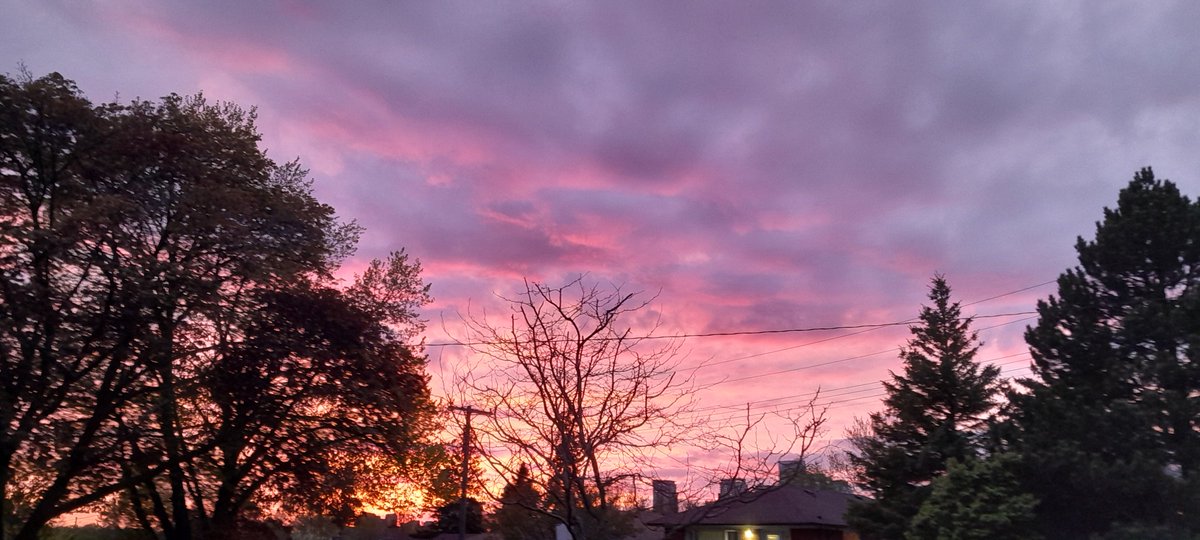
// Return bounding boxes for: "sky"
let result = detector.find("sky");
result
[5,0,1200,492]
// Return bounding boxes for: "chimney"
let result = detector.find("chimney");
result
[778,458,806,485]
[652,480,678,514]
[718,478,747,499]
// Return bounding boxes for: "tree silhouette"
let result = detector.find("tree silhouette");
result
[457,277,689,540]
[494,464,554,540]
[846,276,1002,540]
[1007,168,1200,538]
[0,72,436,540]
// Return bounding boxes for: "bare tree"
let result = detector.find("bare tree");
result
[695,392,829,494]
[454,277,690,540]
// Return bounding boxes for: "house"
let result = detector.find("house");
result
[646,484,866,540]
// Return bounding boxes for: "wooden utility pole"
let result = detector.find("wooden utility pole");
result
[448,405,491,540]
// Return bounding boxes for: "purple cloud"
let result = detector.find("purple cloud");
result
[6,0,1200,469]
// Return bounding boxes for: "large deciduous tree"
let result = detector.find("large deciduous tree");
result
[1006,168,1200,538]
[846,276,1002,540]
[457,277,688,540]
[0,71,436,540]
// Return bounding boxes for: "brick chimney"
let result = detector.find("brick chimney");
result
[778,458,806,485]
[652,480,678,514]
[718,478,747,499]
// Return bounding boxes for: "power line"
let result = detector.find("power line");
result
[680,355,1033,425]
[436,280,1052,435]
[690,353,1032,416]
[427,279,1055,349]
[962,279,1056,307]
[697,316,1036,386]
[682,279,1056,370]
[692,360,1034,425]
[427,311,1035,348]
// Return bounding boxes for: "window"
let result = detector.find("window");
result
[724,531,738,540]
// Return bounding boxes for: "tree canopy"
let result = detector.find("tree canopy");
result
[905,455,1039,540]
[0,71,436,540]
[1005,167,1200,538]
[494,464,555,540]
[846,275,1002,540]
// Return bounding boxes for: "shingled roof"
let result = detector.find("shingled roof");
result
[647,486,867,528]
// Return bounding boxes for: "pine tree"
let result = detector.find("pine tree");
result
[906,455,1040,540]
[494,464,554,540]
[1007,168,1200,538]
[847,276,1003,540]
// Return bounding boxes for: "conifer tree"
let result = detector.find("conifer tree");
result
[847,276,1002,540]
[1007,168,1200,538]
[495,464,554,540]
[906,455,1039,540]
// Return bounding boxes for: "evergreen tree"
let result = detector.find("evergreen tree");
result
[433,498,484,535]
[906,455,1040,540]
[846,276,1002,540]
[1007,168,1200,538]
[494,464,554,540]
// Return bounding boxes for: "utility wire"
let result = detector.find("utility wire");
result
[694,361,1034,424]
[683,279,1055,370]
[428,279,1054,349]
[697,316,1036,386]
[429,311,1036,348]
[680,355,1032,425]
[690,353,1031,416]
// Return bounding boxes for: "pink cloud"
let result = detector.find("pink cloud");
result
[13,0,1200,482]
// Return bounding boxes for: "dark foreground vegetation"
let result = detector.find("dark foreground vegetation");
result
[0,71,439,540]
[847,169,1200,540]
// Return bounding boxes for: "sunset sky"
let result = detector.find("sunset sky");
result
[6,0,1200,488]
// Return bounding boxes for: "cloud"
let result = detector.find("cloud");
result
[7,0,1200,461]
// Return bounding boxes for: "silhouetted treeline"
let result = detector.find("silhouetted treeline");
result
[848,168,1200,540]
[0,72,438,540]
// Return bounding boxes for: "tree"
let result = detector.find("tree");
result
[0,70,150,540]
[494,464,555,540]
[432,498,483,535]
[0,72,437,540]
[1006,168,1200,538]
[776,458,851,493]
[906,455,1040,540]
[456,277,689,540]
[846,275,1003,540]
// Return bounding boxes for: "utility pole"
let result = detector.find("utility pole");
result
[449,405,491,540]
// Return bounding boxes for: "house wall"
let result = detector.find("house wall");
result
[685,527,855,540]
[687,527,793,540]
[788,529,842,540]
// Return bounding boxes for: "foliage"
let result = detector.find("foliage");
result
[289,516,340,540]
[0,71,436,540]
[777,460,852,493]
[37,527,148,540]
[905,454,1039,540]
[433,498,484,535]
[846,276,1002,540]
[1006,168,1200,538]
[341,514,391,540]
[458,277,688,540]
[1091,523,1200,540]
[494,464,555,540]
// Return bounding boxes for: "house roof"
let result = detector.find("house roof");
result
[647,486,867,528]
